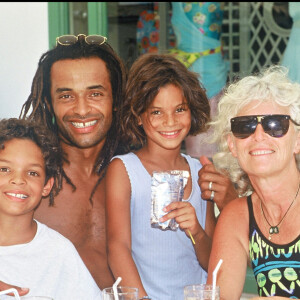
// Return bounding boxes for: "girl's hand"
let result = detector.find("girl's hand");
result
[161,199,214,270]
[159,202,201,237]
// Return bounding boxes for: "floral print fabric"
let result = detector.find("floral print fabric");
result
[182,2,224,40]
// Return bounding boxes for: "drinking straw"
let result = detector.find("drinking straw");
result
[112,276,122,300]
[0,288,21,300]
[188,229,195,244]
[212,259,223,300]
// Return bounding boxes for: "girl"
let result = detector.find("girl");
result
[106,53,216,300]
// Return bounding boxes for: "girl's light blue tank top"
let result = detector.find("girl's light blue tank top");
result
[112,152,207,300]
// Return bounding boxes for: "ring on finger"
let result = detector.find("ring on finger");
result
[210,190,215,201]
[208,181,213,191]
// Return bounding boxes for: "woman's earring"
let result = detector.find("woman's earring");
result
[52,115,56,125]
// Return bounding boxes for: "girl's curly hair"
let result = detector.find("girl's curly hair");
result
[121,53,210,149]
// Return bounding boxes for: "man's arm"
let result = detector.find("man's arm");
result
[80,177,115,289]
[77,241,114,290]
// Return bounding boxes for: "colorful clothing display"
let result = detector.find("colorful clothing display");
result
[137,6,175,55]
[282,2,300,83]
[168,45,221,69]
[137,10,160,54]
[171,2,229,99]
[248,196,300,298]
[182,2,223,40]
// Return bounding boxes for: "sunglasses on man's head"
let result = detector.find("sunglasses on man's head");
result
[56,34,107,46]
[230,114,299,139]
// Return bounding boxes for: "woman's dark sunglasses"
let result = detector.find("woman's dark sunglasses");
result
[230,114,299,139]
[56,34,107,46]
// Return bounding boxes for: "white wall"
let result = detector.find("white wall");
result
[0,2,49,118]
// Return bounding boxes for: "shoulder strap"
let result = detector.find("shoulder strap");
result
[247,195,255,240]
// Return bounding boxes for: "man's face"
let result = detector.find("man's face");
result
[50,57,113,149]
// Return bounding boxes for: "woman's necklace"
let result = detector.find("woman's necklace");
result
[260,180,300,240]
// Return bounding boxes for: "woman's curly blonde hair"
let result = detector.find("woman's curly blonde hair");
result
[210,65,300,196]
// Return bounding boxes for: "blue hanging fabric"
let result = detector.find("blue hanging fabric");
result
[282,2,300,83]
[171,2,229,99]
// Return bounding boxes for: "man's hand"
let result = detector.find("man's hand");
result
[198,155,238,211]
[0,280,29,296]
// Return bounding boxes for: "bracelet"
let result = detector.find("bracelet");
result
[139,297,151,300]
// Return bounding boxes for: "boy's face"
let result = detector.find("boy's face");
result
[0,138,53,217]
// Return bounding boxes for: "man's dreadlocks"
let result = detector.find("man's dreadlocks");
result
[20,35,127,203]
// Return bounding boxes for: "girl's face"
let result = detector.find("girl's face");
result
[139,84,191,151]
[0,138,53,218]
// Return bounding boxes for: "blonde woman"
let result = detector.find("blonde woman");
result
[207,66,300,299]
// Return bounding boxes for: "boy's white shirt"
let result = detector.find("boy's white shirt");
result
[0,220,102,300]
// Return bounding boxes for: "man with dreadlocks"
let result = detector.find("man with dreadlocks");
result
[0,34,126,294]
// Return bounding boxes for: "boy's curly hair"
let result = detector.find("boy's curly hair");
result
[0,118,64,206]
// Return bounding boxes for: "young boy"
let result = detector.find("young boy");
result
[0,118,102,299]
